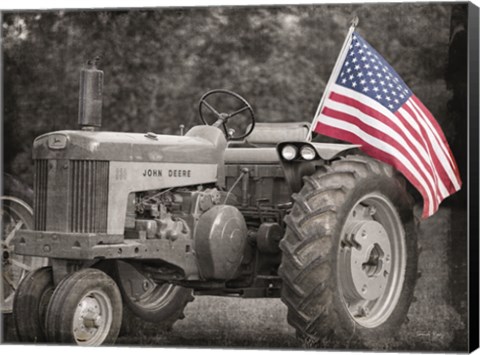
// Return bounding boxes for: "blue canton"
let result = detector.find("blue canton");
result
[336,32,412,112]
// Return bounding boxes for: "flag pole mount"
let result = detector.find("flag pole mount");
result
[305,16,358,141]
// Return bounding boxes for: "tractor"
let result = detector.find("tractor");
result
[11,63,418,347]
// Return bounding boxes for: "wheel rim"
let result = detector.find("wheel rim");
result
[72,289,113,345]
[338,192,406,328]
[117,261,176,311]
[1,196,47,313]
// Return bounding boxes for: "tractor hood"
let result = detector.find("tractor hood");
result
[33,125,227,164]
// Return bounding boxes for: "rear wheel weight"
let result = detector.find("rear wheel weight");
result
[45,268,122,345]
[279,155,418,348]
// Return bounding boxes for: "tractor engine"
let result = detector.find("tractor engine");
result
[130,188,248,281]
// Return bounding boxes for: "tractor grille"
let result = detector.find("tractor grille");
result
[34,160,48,231]
[70,160,109,233]
[34,160,109,233]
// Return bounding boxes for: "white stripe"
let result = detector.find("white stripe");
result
[324,95,444,201]
[406,100,461,191]
[317,112,436,215]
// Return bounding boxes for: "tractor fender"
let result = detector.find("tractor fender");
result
[276,141,360,193]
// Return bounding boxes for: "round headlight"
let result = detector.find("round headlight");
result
[300,145,316,160]
[281,145,298,161]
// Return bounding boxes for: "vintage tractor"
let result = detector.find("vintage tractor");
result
[11,63,417,347]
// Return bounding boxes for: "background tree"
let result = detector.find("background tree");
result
[2,3,462,184]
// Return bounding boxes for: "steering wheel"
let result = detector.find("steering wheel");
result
[198,89,255,140]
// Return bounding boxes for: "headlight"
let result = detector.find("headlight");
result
[300,145,316,160]
[281,145,298,160]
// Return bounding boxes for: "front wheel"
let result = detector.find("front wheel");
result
[13,266,54,342]
[45,268,122,345]
[279,155,418,348]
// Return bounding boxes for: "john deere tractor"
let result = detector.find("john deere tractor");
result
[11,64,417,347]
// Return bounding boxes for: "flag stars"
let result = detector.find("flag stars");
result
[338,33,412,112]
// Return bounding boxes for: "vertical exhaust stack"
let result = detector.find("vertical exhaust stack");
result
[78,56,104,130]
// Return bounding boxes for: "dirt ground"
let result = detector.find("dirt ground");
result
[1,205,469,351]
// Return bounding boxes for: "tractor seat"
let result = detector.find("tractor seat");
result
[224,122,310,164]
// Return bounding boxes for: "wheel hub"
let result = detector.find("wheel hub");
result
[343,220,391,301]
[73,292,111,344]
[338,193,406,328]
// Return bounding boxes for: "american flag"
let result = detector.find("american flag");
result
[314,32,461,218]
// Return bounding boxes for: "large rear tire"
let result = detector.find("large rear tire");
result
[279,155,418,348]
[2,173,48,313]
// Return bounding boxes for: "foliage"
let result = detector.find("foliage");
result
[2,3,459,184]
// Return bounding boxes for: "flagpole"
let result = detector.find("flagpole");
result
[306,16,359,141]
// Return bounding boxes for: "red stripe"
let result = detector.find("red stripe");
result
[328,91,443,198]
[320,105,440,206]
[315,120,436,218]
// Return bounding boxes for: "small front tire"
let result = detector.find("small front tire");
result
[45,268,122,345]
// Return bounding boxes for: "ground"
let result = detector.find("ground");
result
[0,205,468,351]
